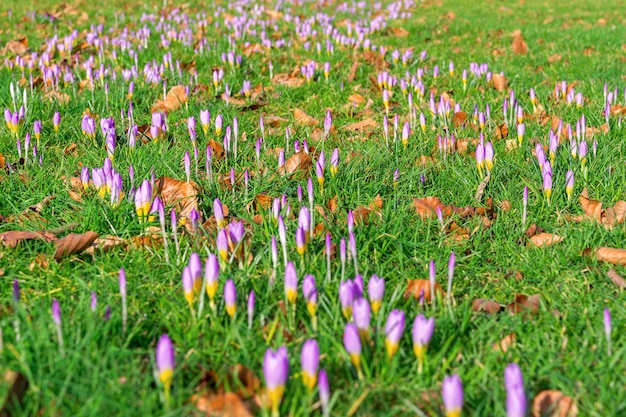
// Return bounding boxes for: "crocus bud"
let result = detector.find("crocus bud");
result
[264,347,289,415]
[318,369,330,415]
[566,170,574,201]
[90,291,97,313]
[217,229,229,261]
[484,142,494,171]
[475,142,485,175]
[339,280,354,320]
[182,266,194,307]
[200,109,210,134]
[385,309,406,359]
[247,290,255,329]
[517,123,525,146]
[223,279,236,318]
[303,274,317,317]
[156,334,175,402]
[285,261,298,304]
[412,314,435,372]
[301,339,320,392]
[343,323,362,377]
[215,114,223,136]
[368,274,385,315]
[504,363,526,417]
[53,112,60,131]
[447,252,456,299]
[205,254,219,303]
[352,297,371,338]
[442,374,464,417]
[543,172,552,203]
[604,308,612,356]
[401,122,410,148]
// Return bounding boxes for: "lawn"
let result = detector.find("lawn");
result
[0,0,625,416]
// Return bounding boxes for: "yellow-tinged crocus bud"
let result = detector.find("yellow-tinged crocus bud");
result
[156,334,175,404]
[224,279,236,318]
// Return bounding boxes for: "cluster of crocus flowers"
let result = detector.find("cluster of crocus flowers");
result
[263,346,289,417]
[475,139,494,177]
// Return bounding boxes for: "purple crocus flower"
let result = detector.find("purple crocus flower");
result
[339,280,354,320]
[264,346,289,415]
[205,254,219,305]
[412,314,435,373]
[368,274,385,315]
[224,279,236,318]
[90,291,97,313]
[504,363,526,417]
[247,290,255,329]
[442,374,464,416]
[12,279,19,303]
[285,261,298,304]
[318,369,330,415]
[352,297,371,338]
[604,308,612,356]
[120,268,127,334]
[156,334,175,402]
[301,339,320,392]
[343,323,362,377]
[384,309,406,359]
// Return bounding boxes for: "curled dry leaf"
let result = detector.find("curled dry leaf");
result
[347,60,359,83]
[208,139,225,160]
[452,111,467,128]
[348,94,366,105]
[531,390,578,417]
[579,188,603,223]
[472,299,503,314]
[3,39,28,55]
[0,230,57,248]
[492,332,516,353]
[85,235,128,255]
[155,176,199,220]
[342,118,378,135]
[512,33,529,55]
[506,294,541,314]
[54,231,99,261]
[495,123,509,139]
[524,223,544,238]
[592,247,626,266]
[607,268,626,288]
[492,73,508,92]
[529,233,564,247]
[404,279,444,302]
[151,85,188,114]
[278,151,312,176]
[272,73,304,88]
[193,392,255,417]
[293,108,318,126]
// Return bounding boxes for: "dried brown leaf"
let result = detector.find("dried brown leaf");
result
[85,235,128,255]
[293,108,318,126]
[347,94,367,105]
[54,231,99,261]
[208,140,225,160]
[593,247,626,265]
[531,390,578,417]
[472,299,503,314]
[342,118,378,134]
[506,294,541,314]
[1,370,29,415]
[607,268,626,288]
[155,176,199,220]
[278,151,312,175]
[495,123,509,139]
[492,73,508,92]
[512,34,529,55]
[272,73,304,88]
[579,188,603,222]
[404,279,443,302]
[529,233,564,247]
[452,111,467,128]
[0,230,57,248]
[492,332,516,353]
[151,85,188,114]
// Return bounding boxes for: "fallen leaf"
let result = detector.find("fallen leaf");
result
[347,61,359,83]
[343,118,378,135]
[579,188,603,222]
[607,268,626,288]
[495,123,509,139]
[472,299,503,314]
[361,51,388,71]
[492,73,508,92]
[388,27,409,37]
[85,235,128,255]
[44,90,70,104]
[347,94,367,105]
[0,370,29,415]
[151,85,188,114]
[293,109,318,126]
[54,231,99,261]
[531,390,578,417]
[155,176,199,220]
[404,279,444,302]
[506,294,541,314]
[272,73,304,88]
[193,392,255,417]
[208,140,225,160]
[0,230,57,248]
[512,32,529,55]
[3,38,28,55]
[492,333,516,353]
[592,247,626,265]
[524,224,544,238]
[452,112,467,128]
[529,233,564,247]
[278,151,312,176]
[28,253,51,270]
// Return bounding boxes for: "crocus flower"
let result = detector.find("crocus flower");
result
[134,180,152,220]
[296,226,307,256]
[285,261,298,304]
[339,280,354,320]
[401,122,410,148]
[182,266,194,308]
[566,170,574,201]
[579,139,588,166]
[504,363,526,417]
[412,315,435,373]
[442,374,464,417]
[119,268,127,334]
[33,120,42,143]
[217,228,229,261]
[303,274,317,328]
[53,112,61,131]
[517,123,525,147]
[316,161,325,189]
[264,346,289,416]
[368,274,385,315]
[200,110,210,134]
[352,297,371,338]
[318,369,330,416]
[485,142,494,172]
[156,334,175,403]
[385,309,406,359]
[475,142,485,176]
[604,308,612,356]
[247,290,255,329]
[301,339,320,392]
[224,279,236,318]
[52,298,64,355]
[543,172,552,204]
[278,215,288,265]
[189,252,202,294]
[215,114,223,136]
[205,254,219,308]
[12,279,20,304]
[343,323,363,378]
[214,198,226,229]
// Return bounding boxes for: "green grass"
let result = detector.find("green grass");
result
[0,0,625,416]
